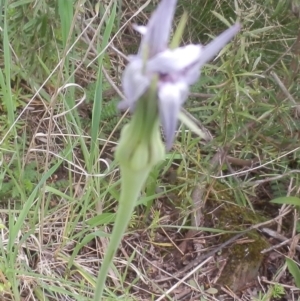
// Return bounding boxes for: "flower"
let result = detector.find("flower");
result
[119,0,240,149]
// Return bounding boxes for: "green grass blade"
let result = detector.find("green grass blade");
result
[0,0,15,129]
[90,1,117,166]
[286,257,300,288]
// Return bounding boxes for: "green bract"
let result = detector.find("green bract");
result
[116,83,164,171]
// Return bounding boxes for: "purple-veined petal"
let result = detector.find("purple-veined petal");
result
[120,58,150,110]
[147,44,202,76]
[158,81,189,149]
[139,0,177,57]
[197,23,241,68]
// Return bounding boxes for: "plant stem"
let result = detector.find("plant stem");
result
[93,166,151,300]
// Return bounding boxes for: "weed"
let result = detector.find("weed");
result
[0,0,300,300]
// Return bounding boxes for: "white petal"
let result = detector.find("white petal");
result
[158,82,189,149]
[132,24,147,35]
[139,0,177,57]
[147,45,202,75]
[121,58,150,110]
[197,23,241,67]
[146,24,240,85]
[182,61,202,85]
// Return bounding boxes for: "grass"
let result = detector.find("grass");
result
[1,0,300,300]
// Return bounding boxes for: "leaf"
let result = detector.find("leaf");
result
[286,257,300,288]
[270,197,300,206]
[206,287,218,295]
[87,213,116,227]
[211,11,231,27]
[188,279,198,290]
[170,11,188,49]
[235,111,258,121]
[246,26,275,37]
[178,111,210,141]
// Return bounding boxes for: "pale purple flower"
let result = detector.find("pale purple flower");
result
[119,0,240,149]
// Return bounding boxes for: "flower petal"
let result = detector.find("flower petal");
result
[132,24,147,35]
[158,81,189,149]
[139,0,177,57]
[197,23,241,68]
[147,24,240,86]
[120,57,150,110]
[147,44,202,75]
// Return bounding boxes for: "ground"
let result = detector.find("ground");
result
[0,0,300,300]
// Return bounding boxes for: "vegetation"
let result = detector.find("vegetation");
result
[0,0,300,300]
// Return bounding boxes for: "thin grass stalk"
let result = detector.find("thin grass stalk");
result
[90,1,117,168]
[0,0,15,131]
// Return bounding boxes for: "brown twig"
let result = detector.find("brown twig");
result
[261,228,300,253]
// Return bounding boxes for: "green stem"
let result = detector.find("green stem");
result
[93,166,151,300]
[94,78,164,299]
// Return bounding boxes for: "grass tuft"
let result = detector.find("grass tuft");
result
[0,0,300,300]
